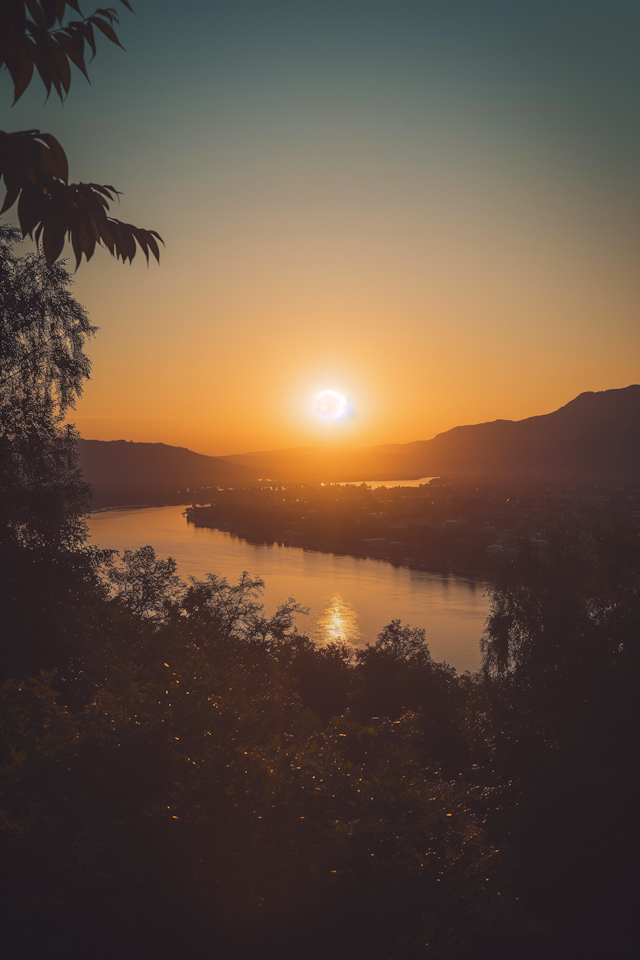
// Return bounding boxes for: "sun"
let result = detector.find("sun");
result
[313,389,350,421]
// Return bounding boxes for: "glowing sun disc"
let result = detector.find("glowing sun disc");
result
[314,389,348,421]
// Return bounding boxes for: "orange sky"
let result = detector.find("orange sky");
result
[67,134,640,456]
[5,1,640,456]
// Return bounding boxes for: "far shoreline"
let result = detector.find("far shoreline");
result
[185,513,490,583]
[88,499,490,581]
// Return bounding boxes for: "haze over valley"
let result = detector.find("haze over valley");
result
[80,385,640,504]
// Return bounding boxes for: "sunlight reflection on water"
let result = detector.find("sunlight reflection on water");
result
[317,594,362,646]
[88,505,488,672]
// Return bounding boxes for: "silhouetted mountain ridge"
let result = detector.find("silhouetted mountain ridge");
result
[80,387,640,502]
[394,384,640,475]
[78,439,254,506]
[222,386,640,479]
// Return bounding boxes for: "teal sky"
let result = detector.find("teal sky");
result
[2,1,639,454]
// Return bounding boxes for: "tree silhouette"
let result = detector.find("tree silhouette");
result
[0,1,162,265]
[0,224,93,546]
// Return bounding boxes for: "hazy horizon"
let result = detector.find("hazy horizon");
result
[4,1,640,456]
[77,382,638,460]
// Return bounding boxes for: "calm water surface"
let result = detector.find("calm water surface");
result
[89,505,488,672]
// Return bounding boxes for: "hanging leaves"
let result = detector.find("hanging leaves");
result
[0,129,163,266]
[0,1,133,103]
[0,3,162,266]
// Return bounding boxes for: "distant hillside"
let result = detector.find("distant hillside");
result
[78,440,256,506]
[80,387,640,502]
[388,384,640,477]
[223,386,640,481]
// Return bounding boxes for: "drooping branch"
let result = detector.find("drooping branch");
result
[0,0,133,103]
[0,3,162,266]
[0,129,163,266]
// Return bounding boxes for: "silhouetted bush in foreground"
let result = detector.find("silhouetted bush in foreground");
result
[1,562,514,959]
[2,524,638,958]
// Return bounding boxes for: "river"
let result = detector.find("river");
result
[88,505,489,672]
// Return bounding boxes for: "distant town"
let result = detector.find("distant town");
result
[185,477,640,578]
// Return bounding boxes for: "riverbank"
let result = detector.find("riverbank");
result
[186,515,489,580]
[184,475,640,583]
[183,479,500,579]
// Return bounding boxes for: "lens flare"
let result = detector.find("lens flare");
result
[313,389,350,421]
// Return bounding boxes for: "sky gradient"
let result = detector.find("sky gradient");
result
[3,0,640,455]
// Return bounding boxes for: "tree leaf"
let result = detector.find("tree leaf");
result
[17,184,43,236]
[83,21,97,59]
[51,37,72,95]
[40,133,69,183]
[42,222,66,265]
[13,50,35,104]
[56,31,89,78]
[91,16,123,48]
[25,0,48,30]
[0,185,20,217]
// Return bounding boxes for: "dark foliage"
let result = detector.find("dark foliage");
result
[0,553,515,960]
[2,507,639,958]
[0,1,162,266]
[0,225,94,546]
[477,528,640,958]
[351,621,470,778]
[0,1,133,104]
[0,129,163,266]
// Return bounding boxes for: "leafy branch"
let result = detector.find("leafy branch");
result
[0,0,133,102]
[0,2,162,267]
